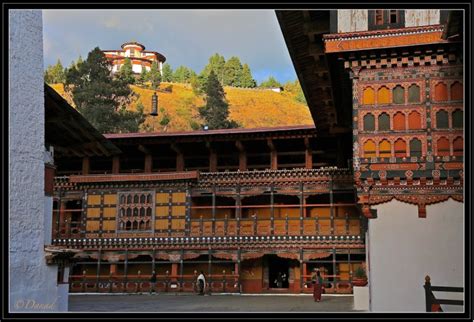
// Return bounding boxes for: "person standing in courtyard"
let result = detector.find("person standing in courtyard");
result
[197,271,206,295]
[311,268,323,302]
[276,272,283,288]
[149,270,157,294]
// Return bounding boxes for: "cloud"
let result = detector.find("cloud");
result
[42,9,298,83]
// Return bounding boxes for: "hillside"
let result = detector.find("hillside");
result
[50,82,314,132]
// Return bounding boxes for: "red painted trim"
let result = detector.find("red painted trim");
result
[69,171,199,183]
[103,125,316,139]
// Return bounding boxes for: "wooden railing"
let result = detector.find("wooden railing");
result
[424,275,463,312]
[69,273,239,294]
[302,274,353,294]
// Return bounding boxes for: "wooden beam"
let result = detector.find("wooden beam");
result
[304,137,313,169]
[209,150,217,172]
[235,141,245,152]
[236,141,246,171]
[144,154,153,173]
[267,138,277,170]
[171,144,184,171]
[82,157,90,175]
[138,144,152,155]
[112,156,120,174]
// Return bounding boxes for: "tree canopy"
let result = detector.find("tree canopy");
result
[44,59,66,84]
[161,63,173,82]
[148,61,162,89]
[199,70,239,130]
[117,58,135,84]
[259,76,282,88]
[64,47,145,133]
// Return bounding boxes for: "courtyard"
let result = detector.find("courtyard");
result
[69,294,361,312]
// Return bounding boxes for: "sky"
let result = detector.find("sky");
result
[42,10,298,84]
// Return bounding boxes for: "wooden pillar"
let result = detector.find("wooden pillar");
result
[176,153,184,171]
[82,156,90,175]
[270,185,274,235]
[304,137,313,169]
[171,263,178,282]
[208,248,212,293]
[236,141,247,171]
[172,144,184,171]
[110,264,117,275]
[300,249,304,292]
[124,248,129,285]
[212,185,216,235]
[152,248,156,272]
[59,201,66,235]
[209,150,217,172]
[112,156,120,174]
[299,183,304,235]
[302,261,308,292]
[144,154,153,173]
[268,139,277,170]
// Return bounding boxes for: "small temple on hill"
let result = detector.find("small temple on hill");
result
[102,41,166,75]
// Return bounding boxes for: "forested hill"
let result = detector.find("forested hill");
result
[50,82,314,132]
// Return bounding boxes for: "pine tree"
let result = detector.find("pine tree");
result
[161,63,173,82]
[239,64,256,88]
[259,76,282,88]
[148,61,162,89]
[284,79,307,104]
[64,47,145,133]
[139,67,149,85]
[117,58,135,84]
[199,70,239,130]
[202,53,226,84]
[223,56,243,87]
[173,66,192,84]
[44,59,66,84]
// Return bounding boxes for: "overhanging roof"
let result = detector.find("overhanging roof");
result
[276,10,349,136]
[45,84,121,158]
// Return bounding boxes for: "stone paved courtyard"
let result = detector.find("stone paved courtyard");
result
[69,294,363,312]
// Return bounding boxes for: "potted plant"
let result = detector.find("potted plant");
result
[352,266,368,286]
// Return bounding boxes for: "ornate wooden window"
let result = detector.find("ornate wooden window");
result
[379,140,391,158]
[375,10,384,25]
[434,82,448,101]
[362,87,375,105]
[409,138,422,157]
[389,10,398,23]
[394,139,407,157]
[363,113,375,131]
[453,137,463,156]
[117,191,154,232]
[408,84,420,103]
[393,85,405,104]
[378,113,390,131]
[377,86,390,104]
[436,110,449,129]
[452,109,463,128]
[408,111,422,129]
[451,82,463,100]
[363,140,376,158]
[436,137,450,156]
[368,10,404,30]
[393,112,406,130]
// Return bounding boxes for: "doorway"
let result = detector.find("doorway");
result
[268,255,289,289]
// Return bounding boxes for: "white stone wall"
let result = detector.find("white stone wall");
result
[405,10,440,27]
[9,9,66,312]
[337,10,369,33]
[132,63,142,74]
[368,199,464,312]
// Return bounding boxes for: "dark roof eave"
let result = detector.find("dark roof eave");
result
[45,84,122,157]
